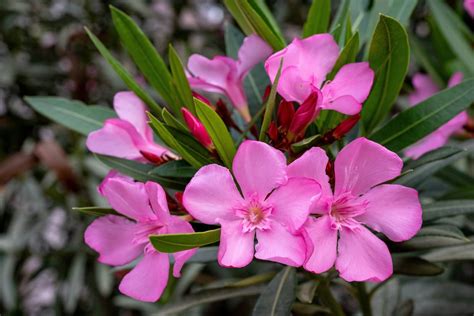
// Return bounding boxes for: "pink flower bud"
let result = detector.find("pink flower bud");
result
[287,89,322,141]
[181,108,213,149]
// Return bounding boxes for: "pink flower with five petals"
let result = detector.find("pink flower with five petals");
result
[187,35,273,122]
[182,141,321,268]
[265,34,374,116]
[288,138,422,282]
[87,91,177,163]
[85,173,196,302]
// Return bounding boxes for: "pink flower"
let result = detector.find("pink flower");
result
[87,91,177,163]
[181,108,213,149]
[288,138,422,282]
[187,35,273,122]
[85,173,196,302]
[465,0,474,18]
[405,73,468,159]
[265,34,374,116]
[182,141,321,268]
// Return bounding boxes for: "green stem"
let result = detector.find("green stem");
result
[316,277,345,316]
[355,282,373,316]
[258,59,283,141]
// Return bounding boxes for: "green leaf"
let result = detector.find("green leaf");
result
[161,108,187,131]
[436,166,474,188]
[195,98,236,168]
[428,0,474,74]
[361,15,410,134]
[302,0,331,37]
[259,59,283,141]
[423,200,474,222]
[149,229,221,253]
[291,135,322,154]
[396,225,468,251]
[25,96,115,136]
[110,6,179,113]
[327,32,360,80]
[85,28,161,115]
[169,44,195,115]
[95,155,189,190]
[393,257,444,276]
[370,78,474,152]
[149,160,196,179]
[223,0,256,35]
[73,206,118,217]
[253,267,296,316]
[422,242,474,262]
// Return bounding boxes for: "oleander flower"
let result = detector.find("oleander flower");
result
[85,173,196,302]
[87,91,177,163]
[265,33,374,116]
[187,35,273,122]
[405,72,468,159]
[465,0,474,17]
[182,140,321,268]
[288,138,422,282]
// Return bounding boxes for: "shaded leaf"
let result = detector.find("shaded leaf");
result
[73,206,118,217]
[149,229,221,253]
[302,0,331,37]
[393,257,444,276]
[423,200,474,222]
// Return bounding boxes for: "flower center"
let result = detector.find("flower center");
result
[235,195,272,233]
[133,220,165,245]
[329,193,367,229]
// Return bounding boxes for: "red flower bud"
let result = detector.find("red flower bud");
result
[181,108,213,149]
[332,114,360,140]
[288,89,322,141]
[277,100,295,131]
[267,121,279,143]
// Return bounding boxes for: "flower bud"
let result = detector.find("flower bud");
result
[181,108,213,149]
[332,114,361,140]
[277,99,295,131]
[287,89,322,141]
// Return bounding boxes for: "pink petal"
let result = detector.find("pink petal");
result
[232,140,288,199]
[287,147,333,212]
[336,225,393,282]
[355,184,422,242]
[266,178,320,233]
[465,0,474,18]
[237,35,273,78]
[408,73,439,106]
[84,215,142,266]
[218,220,255,268]
[255,221,306,267]
[119,251,170,302]
[188,54,235,91]
[86,119,143,160]
[113,91,152,141]
[321,62,374,114]
[447,72,463,88]
[167,216,197,277]
[144,181,171,224]
[183,164,243,224]
[334,137,403,197]
[99,175,156,221]
[187,76,225,94]
[276,66,314,103]
[302,215,337,273]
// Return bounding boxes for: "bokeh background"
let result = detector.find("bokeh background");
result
[1,0,474,315]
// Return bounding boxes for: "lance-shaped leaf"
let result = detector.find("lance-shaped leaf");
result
[110,6,179,113]
[253,267,296,316]
[194,98,236,169]
[259,59,282,141]
[169,44,195,115]
[395,225,468,251]
[149,229,221,253]
[149,160,196,179]
[361,15,409,134]
[393,257,444,276]
[302,0,331,37]
[370,78,474,152]
[423,200,474,222]
[84,28,161,115]
[422,242,474,262]
[72,206,118,217]
[25,97,115,136]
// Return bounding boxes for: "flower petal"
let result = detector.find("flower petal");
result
[218,220,255,268]
[113,91,152,140]
[302,215,337,273]
[145,181,170,224]
[266,178,320,233]
[183,164,243,224]
[355,184,422,242]
[320,95,361,115]
[119,251,170,302]
[99,175,156,221]
[334,137,403,197]
[408,73,439,106]
[237,35,273,78]
[336,225,393,282]
[233,140,288,199]
[188,55,234,90]
[84,215,142,266]
[447,72,463,88]
[255,221,306,267]
[277,66,314,103]
[167,216,197,277]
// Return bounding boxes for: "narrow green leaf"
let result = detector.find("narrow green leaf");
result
[436,166,474,188]
[73,206,118,217]
[149,160,196,179]
[253,267,296,316]
[302,0,331,37]
[422,242,474,262]
[110,6,179,113]
[397,225,468,251]
[393,257,444,276]
[149,229,221,253]
[370,78,474,152]
[361,15,410,134]
[423,200,474,222]
[161,108,187,131]
[259,59,283,141]
[223,0,256,35]
[169,44,195,115]
[25,96,115,136]
[195,98,236,168]
[291,135,322,154]
[428,0,474,73]
[84,28,161,115]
